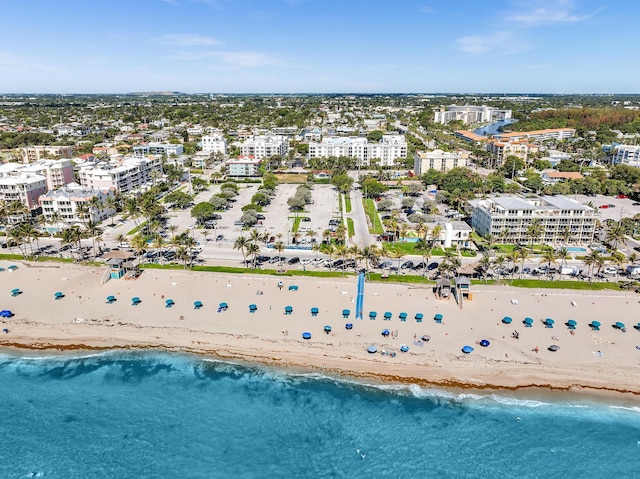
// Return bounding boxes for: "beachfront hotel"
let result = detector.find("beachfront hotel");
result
[413,149,470,174]
[469,195,597,244]
[0,165,47,217]
[433,105,512,125]
[39,184,115,225]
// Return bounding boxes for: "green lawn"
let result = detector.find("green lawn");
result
[363,198,384,235]
[290,216,309,233]
[344,193,352,213]
[126,221,147,236]
[140,263,350,278]
[380,243,476,257]
[338,194,343,213]
[506,278,626,290]
[347,218,355,238]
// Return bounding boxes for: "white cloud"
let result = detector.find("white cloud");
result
[169,49,283,68]
[158,34,219,46]
[456,32,530,55]
[505,0,592,26]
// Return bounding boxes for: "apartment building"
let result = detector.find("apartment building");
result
[40,185,115,225]
[225,157,262,177]
[77,157,162,194]
[613,145,640,167]
[493,128,576,142]
[20,159,75,190]
[469,195,597,245]
[18,145,74,163]
[201,134,227,155]
[132,142,184,158]
[434,106,512,125]
[239,135,289,160]
[486,139,538,166]
[308,135,407,167]
[0,163,47,212]
[413,149,470,174]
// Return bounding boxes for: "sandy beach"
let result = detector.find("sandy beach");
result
[2,260,640,400]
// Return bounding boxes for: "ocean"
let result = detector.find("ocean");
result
[0,351,639,478]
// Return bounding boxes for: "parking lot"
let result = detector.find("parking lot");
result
[571,194,640,221]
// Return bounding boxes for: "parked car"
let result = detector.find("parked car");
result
[216,234,224,241]
[378,260,392,269]
[300,258,313,265]
[400,261,414,269]
[256,214,266,220]
[427,262,439,271]
[607,204,616,208]
[616,194,628,199]
[301,217,311,222]
[413,262,426,271]
[288,256,300,265]
[256,255,270,263]
[234,221,245,226]
[598,205,609,209]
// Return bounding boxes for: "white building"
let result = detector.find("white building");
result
[493,128,576,142]
[613,145,640,167]
[433,105,512,125]
[0,163,47,213]
[225,157,262,177]
[40,184,115,225]
[132,142,184,158]
[20,159,75,190]
[201,134,227,155]
[413,149,470,174]
[239,135,289,160]
[77,157,162,194]
[469,195,597,245]
[308,135,407,167]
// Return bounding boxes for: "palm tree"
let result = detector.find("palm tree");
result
[478,252,492,283]
[9,225,28,257]
[414,239,432,277]
[493,254,506,277]
[48,211,63,235]
[606,222,626,253]
[105,195,118,226]
[556,247,569,270]
[540,249,558,279]
[234,235,249,267]
[430,224,443,249]
[335,244,348,276]
[86,220,103,259]
[246,243,260,269]
[507,249,520,279]
[386,244,405,274]
[610,252,626,282]
[312,242,322,264]
[516,247,530,279]
[321,243,337,272]
[131,233,148,265]
[175,246,190,269]
[348,245,361,274]
[359,245,379,277]
[526,219,543,251]
[274,241,285,269]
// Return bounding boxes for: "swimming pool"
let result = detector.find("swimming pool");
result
[565,247,587,253]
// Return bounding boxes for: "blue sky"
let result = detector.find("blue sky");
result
[0,0,635,94]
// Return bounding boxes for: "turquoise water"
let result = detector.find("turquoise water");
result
[565,247,587,253]
[1,351,639,478]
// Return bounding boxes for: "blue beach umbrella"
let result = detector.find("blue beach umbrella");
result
[345,323,353,330]
[367,345,378,354]
[131,297,141,305]
[590,321,601,330]
[342,309,350,318]
[502,316,512,324]
[194,301,203,309]
[219,302,228,309]
[480,339,490,347]
[106,295,116,304]
[400,345,409,353]
[302,332,311,340]
[462,345,474,354]
[567,319,577,329]
[615,321,626,330]
[524,317,534,327]
[384,312,392,320]
[324,325,332,333]
[381,329,390,337]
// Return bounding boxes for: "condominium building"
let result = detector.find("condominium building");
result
[201,134,227,155]
[434,106,512,125]
[132,142,184,158]
[469,195,597,245]
[39,185,115,225]
[77,157,162,194]
[225,157,262,177]
[613,145,640,167]
[0,163,47,212]
[239,135,289,160]
[20,159,75,190]
[493,128,576,142]
[308,135,407,167]
[413,149,470,174]
[18,145,74,163]
[485,139,538,166]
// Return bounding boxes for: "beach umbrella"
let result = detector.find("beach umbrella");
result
[54,292,64,300]
[345,323,353,330]
[219,302,228,309]
[285,305,293,314]
[324,325,332,334]
[106,295,116,304]
[311,307,319,316]
[524,317,534,326]
[462,345,474,354]
[7,265,17,271]
[400,345,409,353]
[131,297,141,305]
[249,304,257,312]
[545,318,554,325]
[502,316,512,324]
[2,328,8,333]
[165,299,175,308]
[421,335,431,342]
[302,332,311,340]
[567,319,577,329]
[381,329,390,337]
[590,321,601,330]
[399,312,407,322]
[635,323,640,331]
[369,311,377,319]
[548,345,560,352]
[434,313,443,322]
[11,288,20,296]
[342,309,350,318]
[615,321,626,330]
[194,301,203,309]
[480,339,490,347]
[367,345,378,354]
[384,312,392,320]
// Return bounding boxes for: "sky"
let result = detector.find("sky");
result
[0,0,636,94]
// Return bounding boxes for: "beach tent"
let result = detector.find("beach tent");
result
[400,345,409,352]
[345,323,353,330]
[381,329,390,337]
[548,345,560,352]
[480,339,490,347]
[0,310,13,318]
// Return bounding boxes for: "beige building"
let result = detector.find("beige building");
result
[486,139,538,166]
[18,145,74,163]
[413,149,470,174]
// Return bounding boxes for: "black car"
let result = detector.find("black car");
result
[301,217,311,222]
[288,257,300,264]
[427,262,439,271]
[413,262,426,271]
[400,261,414,269]
[256,255,270,263]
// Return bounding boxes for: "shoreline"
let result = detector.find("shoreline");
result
[2,261,640,405]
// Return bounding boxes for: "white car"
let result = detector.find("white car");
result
[603,267,617,275]
[300,258,313,265]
